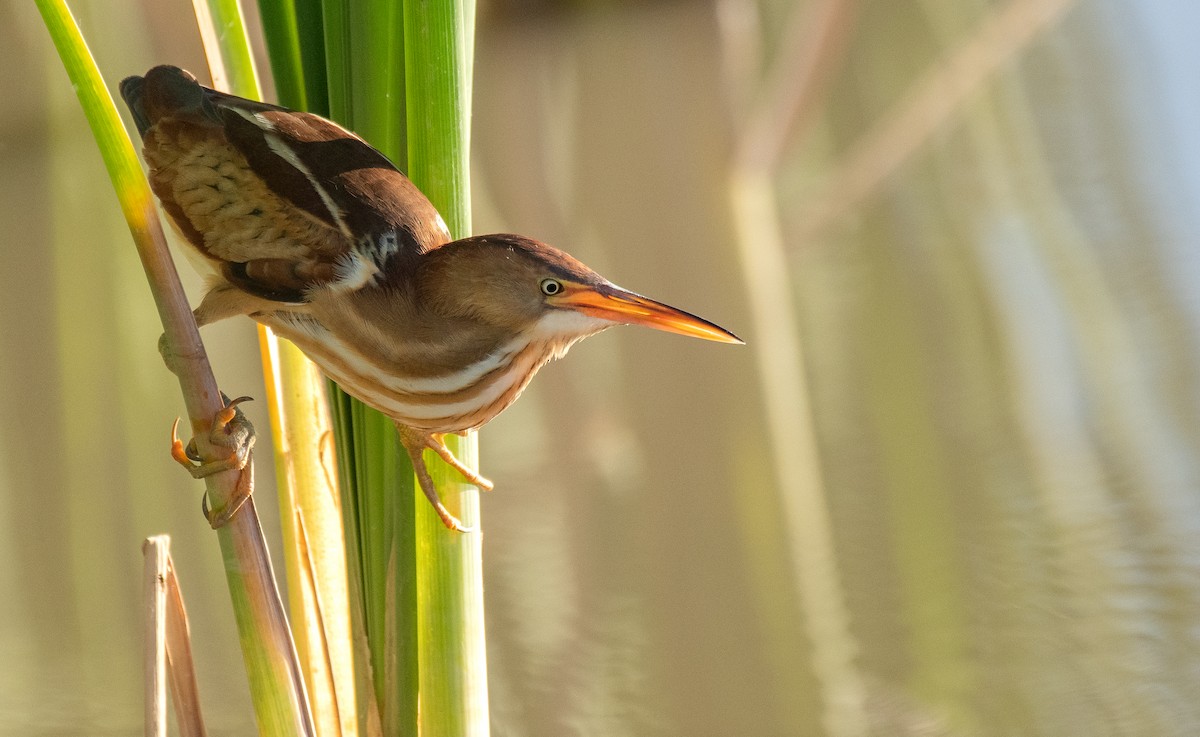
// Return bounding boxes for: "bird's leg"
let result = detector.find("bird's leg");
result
[158,285,269,376]
[426,432,494,491]
[193,283,266,328]
[395,424,493,491]
[403,442,473,533]
[170,395,256,528]
[395,424,491,532]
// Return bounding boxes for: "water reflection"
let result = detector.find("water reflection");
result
[4,0,1200,734]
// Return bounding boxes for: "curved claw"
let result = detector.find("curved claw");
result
[432,500,476,533]
[170,417,192,468]
[215,395,254,429]
[168,395,257,528]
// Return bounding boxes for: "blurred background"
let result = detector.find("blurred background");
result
[4,0,1200,734]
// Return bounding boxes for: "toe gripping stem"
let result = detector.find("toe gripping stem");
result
[396,425,493,533]
[170,395,256,529]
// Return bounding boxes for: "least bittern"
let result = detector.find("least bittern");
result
[121,65,740,531]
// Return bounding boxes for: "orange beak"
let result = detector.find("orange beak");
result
[555,284,743,344]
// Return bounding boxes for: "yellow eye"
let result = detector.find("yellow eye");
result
[540,278,563,296]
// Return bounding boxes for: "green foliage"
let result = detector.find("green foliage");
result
[36,1,313,733]
[402,1,489,732]
[259,0,488,733]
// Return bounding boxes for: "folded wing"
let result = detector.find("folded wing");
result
[120,65,450,302]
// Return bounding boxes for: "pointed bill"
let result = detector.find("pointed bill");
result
[554,284,743,344]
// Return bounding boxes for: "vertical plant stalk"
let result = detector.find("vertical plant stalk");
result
[261,338,363,737]
[261,0,329,113]
[327,391,414,737]
[191,0,260,95]
[719,1,868,735]
[162,540,209,737]
[792,0,1078,244]
[404,0,490,732]
[256,0,308,109]
[35,2,313,734]
[317,0,487,731]
[145,536,169,737]
[320,3,420,735]
[194,1,360,733]
[145,535,208,737]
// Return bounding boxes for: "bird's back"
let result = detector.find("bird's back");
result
[120,65,450,303]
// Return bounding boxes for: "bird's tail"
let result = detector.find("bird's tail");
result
[119,65,206,138]
[118,74,150,137]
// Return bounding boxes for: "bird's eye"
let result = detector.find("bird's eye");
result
[540,278,563,296]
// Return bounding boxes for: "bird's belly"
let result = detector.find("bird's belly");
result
[263,315,547,433]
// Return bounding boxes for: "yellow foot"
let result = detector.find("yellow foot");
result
[427,432,494,491]
[170,395,256,528]
[396,424,490,532]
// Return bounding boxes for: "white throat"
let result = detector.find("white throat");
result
[533,309,615,359]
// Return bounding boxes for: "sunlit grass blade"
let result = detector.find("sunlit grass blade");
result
[34,1,312,734]
[257,0,306,108]
[195,1,361,733]
[191,0,261,96]
[314,0,487,732]
[403,0,489,731]
[318,3,418,734]
[258,0,328,111]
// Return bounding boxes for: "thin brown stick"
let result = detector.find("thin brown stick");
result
[37,1,312,732]
[127,98,315,737]
[188,5,354,730]
[138,188,313,733]
[164,553,209,737]
[143,536,170,737]
[795,0,1079,243]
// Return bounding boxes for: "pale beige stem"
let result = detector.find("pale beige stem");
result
[731,171,870,737]
[262,334,363,736]
[720,0,869,734]
[163,544,208,737]
[734,0,860,172]
[796,0,1079,243]
[144,536,169,737]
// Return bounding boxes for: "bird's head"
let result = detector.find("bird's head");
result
[418,234,742,347]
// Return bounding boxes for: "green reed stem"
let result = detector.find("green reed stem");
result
[35,1,312,733]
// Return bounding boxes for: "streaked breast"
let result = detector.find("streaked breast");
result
[264,312,565,432]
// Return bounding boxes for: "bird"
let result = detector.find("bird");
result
[120,65,741,531]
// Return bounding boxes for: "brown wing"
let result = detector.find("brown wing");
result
[120,65,450,302]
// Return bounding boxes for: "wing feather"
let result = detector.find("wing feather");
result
[121,65,451,302]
